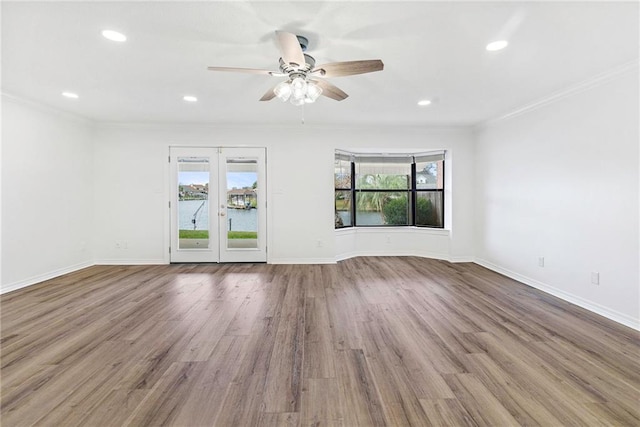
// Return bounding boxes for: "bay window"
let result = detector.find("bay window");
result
[335,150,445,228]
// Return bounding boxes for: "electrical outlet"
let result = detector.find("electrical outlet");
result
[538,257,544,267]
[115,241,121,249]
[591,272,600,285]
[316,239,323,248]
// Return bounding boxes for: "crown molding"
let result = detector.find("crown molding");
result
[1,92,472,133]
[476,60,639,130]
[93,120,474,133]
[1,91,95,126]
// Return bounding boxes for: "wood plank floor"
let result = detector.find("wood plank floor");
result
[1,257,639,426]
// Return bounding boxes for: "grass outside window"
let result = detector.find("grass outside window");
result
[180,230,257,239]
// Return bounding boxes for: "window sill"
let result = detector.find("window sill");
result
[336,226,450,236]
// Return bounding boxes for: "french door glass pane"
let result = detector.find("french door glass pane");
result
[178,157,210,249]
[226,159,258,249]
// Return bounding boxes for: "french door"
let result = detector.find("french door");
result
[169,147,266,263]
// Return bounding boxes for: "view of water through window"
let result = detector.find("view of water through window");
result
[178,200,257,232]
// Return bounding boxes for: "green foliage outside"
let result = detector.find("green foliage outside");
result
[381,196,436,226]
[335,172,439,226]
[381,196,408,225]
[356,174,408,212]
[415,197,438,226]
[335,198,350,211]
[179,230,209,239]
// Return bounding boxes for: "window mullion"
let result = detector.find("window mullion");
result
[411,162,416,226]
[351,161,356,227]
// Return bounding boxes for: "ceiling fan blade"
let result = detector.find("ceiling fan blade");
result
[275,31,305,67]
[259,85,277,102]
[208,66,277,75]
[313,60,384,78]
[311,79,349,101]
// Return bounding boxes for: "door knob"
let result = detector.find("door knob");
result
[220,211,226,216]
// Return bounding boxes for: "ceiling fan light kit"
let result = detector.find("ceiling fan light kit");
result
[208,30,384,107]
[274,77,323,105]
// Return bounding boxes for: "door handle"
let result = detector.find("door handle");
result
[220,211,226,217]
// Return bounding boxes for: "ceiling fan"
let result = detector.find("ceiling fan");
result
[208,30,384,106]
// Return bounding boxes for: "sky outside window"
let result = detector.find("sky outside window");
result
[179,172,256,189]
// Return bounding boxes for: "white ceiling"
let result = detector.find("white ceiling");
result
[2,1,638,126]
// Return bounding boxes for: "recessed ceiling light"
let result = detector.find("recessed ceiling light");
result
[417,99,432,106]
[486,40,508,51]
[62,92,79,99]
[102,30,127,42]
[183,96,198,102]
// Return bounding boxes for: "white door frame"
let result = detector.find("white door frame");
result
[169,146,266,263]
[218,147,267,263]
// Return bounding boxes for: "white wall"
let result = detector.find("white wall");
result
[2,79,637,331]
[1,95,94,292]
[474,67,639,329]
[92,124,475,264]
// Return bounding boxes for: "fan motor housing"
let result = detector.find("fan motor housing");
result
[279,53,316,74]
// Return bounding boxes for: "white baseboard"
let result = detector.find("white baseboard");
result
[1,261,94,294]
[335,251,359,262]
[94,259,166,265]
[449,256,475,263]
[268,258,337,265]
[474,258,640,331]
